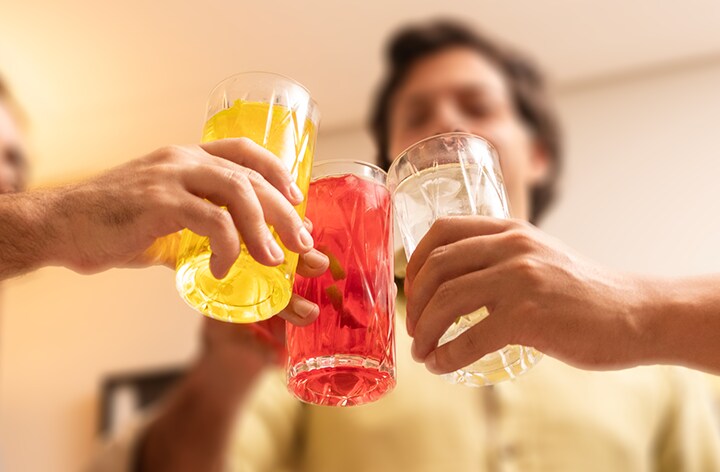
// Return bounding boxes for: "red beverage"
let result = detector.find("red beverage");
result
[287,161,396,406]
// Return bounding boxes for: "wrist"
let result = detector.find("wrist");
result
[36,187,78,268]
[630,275,683,366]
[8,189,68,271]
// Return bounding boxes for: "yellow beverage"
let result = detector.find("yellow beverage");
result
[176,98,317,323]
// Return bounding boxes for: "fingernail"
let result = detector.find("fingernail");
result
[410,340,424,363]
[289,182,304,203]
[425,352,441,374]
[268,239,284,261]
[299,227,314,249]
[304,250,329,270]
[406,317,415,337]
[291,298,319,319]
[209,254,229,279]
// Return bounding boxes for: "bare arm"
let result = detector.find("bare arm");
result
[136,335,268,472]
[0,190,62,280]
[638,275,720,374]
[136,252,325,472]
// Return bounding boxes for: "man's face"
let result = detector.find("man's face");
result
[388,47,549,220]
[0,101,28,194]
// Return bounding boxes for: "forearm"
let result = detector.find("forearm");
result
[637,274,720,374]
[136,349,265,472]
[0,190,65,280]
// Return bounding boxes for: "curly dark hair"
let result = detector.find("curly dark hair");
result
[370,20,562,223]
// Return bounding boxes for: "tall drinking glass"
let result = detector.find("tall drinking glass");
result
[176,72,319,323]
[388,132,541,386]
[287,160,396,406]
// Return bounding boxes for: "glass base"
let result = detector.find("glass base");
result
[441,345,542,386]
[287,355,396,406]
[176,253,291,323]
[439,309,542,386]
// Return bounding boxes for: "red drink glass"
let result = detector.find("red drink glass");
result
[286,160,396,406]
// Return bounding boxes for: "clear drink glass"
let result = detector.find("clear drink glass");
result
[287,160,396,406]
[387,132,542,386]
[176,72,319,323]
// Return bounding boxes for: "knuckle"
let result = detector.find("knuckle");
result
[226,170,251,193]
[428,218,450,240]
[234,136,256,149]
[223,168,239,185]
[435,279,457,306]
[461,330,482,353]
[156,144,187,163]
[510,256,542,282]
[206,205,232,228]
[510,217,531,229]
[427,245,448,267]
[433,217,452,232]
[241,167,265,185]
[505,229,534,252]
[144,184,172,207]
[283,204,300,225]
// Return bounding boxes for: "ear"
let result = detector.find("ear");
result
[529,138,551,185]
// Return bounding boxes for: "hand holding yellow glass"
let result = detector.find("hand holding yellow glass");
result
[176,72,319,323]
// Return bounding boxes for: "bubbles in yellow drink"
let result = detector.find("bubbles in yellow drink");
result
[176,99,316,323]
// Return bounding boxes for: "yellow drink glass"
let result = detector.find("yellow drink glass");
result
[176,72,319,323]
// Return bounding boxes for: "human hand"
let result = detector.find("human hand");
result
[405,216,648,373]
[51,138,313,277]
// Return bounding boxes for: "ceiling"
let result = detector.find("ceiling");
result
[2,0,720,182]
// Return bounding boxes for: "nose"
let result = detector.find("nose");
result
[431,102,470,136]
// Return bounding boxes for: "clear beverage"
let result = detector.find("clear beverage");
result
[176,73,318,323]
[389,133,542,386]
[287,162,396,406]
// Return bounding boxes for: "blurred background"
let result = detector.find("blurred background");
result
[2,0,720,470]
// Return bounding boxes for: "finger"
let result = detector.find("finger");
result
[176,196,240,279]
[406,233,515,336]
[296,249,329,277]
[410,268,501,362]
[249,172,314,253]
[303,217,313,233]
[182,166,284,267]
[200,138,305,205]
[423,311,513,375]
[405,216,513,287]
[277,294,320,326]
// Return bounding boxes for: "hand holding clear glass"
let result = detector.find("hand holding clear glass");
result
[388,132,541,386]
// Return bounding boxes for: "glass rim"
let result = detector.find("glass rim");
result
[206,71,320,121]
[392,131,497,163]
[312,159,387,183]
[387,132,500,191]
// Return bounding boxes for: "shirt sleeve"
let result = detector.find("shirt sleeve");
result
[655,367,720,472]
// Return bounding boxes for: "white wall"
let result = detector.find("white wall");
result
[2,61,720,471]
[545,61,720,276]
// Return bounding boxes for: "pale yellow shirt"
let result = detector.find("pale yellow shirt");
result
[88,299,720,472]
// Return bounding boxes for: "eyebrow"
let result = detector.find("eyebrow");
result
[401,83,493,108]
